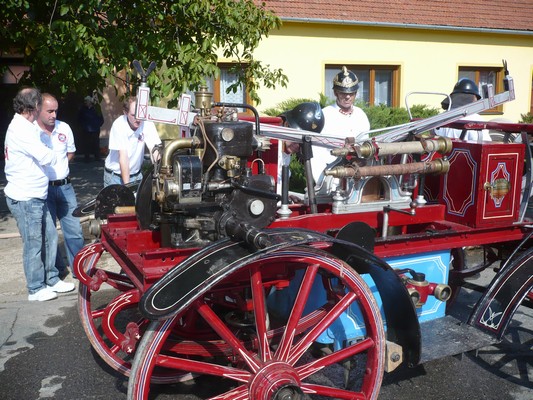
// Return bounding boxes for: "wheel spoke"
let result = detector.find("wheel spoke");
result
[210,386,249,400]
[275,264,319,360]
[196,302,262,372]
[154,354,251,383]
[250,266,272,362]
[109,343,122,355]
[297,337,375,380]
[302,383,367,399]
[288,291,357,365]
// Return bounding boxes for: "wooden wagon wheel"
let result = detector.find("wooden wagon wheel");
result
[127,246,385,400]
[75,242,193,384]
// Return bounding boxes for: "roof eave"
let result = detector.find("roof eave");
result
[279,17,533,36]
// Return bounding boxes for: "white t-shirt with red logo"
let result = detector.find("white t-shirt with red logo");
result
[39,120,76,180]
[104,115,161,175]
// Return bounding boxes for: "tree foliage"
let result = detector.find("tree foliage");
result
[0,0,288,105]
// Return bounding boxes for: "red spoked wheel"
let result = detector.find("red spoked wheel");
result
[76,243,193,384]
[128,246,385,400]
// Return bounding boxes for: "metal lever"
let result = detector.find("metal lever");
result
[381,203,417,238]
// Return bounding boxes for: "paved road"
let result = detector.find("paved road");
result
[0,159,532,399]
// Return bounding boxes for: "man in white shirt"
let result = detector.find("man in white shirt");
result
[436,78,491,142]
[314,66,371,184]
[37,93,84,278]
[322,66,370,141]
[4,88,75,301]
[104,96,162,187]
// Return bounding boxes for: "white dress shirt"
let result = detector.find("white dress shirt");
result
[4,114,56,201]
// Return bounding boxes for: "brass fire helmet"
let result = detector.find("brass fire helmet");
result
[332,66,360,94]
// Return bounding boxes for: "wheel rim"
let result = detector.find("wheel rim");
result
[77,243,190,384]
[128,246,385,399]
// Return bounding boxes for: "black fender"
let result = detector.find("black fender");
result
[468,246,533,340]
[73,183,137,218]
[139,227,421,366]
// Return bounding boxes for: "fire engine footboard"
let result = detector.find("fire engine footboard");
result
[418,315,497,364]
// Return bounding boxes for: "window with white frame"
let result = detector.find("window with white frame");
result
[190,64,249,112]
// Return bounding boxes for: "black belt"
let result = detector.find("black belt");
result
[49,177,71,186]
[105,167,141,178]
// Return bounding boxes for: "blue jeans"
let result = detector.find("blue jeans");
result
[6,197,60,294]
[103,169,143,187]
[47,183,85,270]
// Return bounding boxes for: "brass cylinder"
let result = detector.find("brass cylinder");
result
[325,159,449,179]
[355,137,453,159]
[194,85,213,117]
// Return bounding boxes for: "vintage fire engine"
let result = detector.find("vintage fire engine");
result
[74,61,532,400]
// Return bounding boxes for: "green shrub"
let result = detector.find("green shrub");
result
[289,153,307,192]
[520,112,533,123]
[262,94,333,116]
[362,103,440,134]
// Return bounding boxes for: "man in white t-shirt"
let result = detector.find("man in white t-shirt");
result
[4,88,75,301]
[314,66,370,184]
[37,93,84,279]
[104,96,162,187]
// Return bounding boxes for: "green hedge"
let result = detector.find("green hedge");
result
[520,112,533,123]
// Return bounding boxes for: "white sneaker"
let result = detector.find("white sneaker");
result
[28,288,58,302]
[47,280,75,293]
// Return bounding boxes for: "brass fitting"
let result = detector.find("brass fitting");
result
[161,136,202,173]
[194,85,213,117]
[433,284,452,302]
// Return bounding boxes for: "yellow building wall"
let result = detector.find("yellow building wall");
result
[253,22,533,122]
[97,21,533,141]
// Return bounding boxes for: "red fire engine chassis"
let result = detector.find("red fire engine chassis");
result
[74,205,532,399]
[73,64,533,399]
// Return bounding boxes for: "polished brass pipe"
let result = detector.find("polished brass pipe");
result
[332,137,452,158]
[161,136,202,173]
[325,159,449,179]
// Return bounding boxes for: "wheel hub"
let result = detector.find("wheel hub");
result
[272,385,303,400]
[249,362,303,400]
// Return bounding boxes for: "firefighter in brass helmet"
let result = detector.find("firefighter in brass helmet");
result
[313,66,371,184]
[333,66,360,94]
[322,66,370,140]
